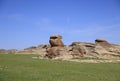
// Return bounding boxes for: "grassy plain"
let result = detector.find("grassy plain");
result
[0,54,120,81]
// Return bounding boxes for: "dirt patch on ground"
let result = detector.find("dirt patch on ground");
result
[68,59,120,63]
[32,56,120,63]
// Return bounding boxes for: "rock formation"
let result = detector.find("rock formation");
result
[46,34,66,58]
[95,39,111,48]
[0,34,120,60]
[49,34,64,47]
[15,44,50,55]
[70,42,86,57]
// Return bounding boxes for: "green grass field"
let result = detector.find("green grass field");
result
[0,54,120,81]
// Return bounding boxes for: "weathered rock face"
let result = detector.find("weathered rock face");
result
[94,39,120,59]
[70,42,86,57]
[94,39,111,55]
[68,39,120,59]
[69,42,98,58]
[16,44,50,55]
[46,47,59,58]
[95,39,111,48]
[49,34,64,47]
[46,35,67,58]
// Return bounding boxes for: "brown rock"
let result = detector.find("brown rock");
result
[46,34,65,58]
[46,47,64,59]
[71,43,86,57]
[49,34,64,47]
[24,46,37,51]
[37,44,50,49]
[15,44,50,55]
[95,39,111,47]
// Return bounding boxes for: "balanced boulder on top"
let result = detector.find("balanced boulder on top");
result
[49,34,64,47]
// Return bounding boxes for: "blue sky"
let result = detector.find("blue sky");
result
[0,0,120,49]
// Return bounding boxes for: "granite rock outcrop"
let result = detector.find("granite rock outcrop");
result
[0,35,120,60]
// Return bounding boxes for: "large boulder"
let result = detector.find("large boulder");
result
[94,39,120,59]
[49,34,64,47]
[70,42,86,57]
[46,34,66,58]
[95,39,111,47]
[70,42,97,57]
[94,39,112,54]
[46,47,67,59]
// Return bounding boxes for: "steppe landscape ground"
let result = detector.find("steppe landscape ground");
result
[1,0,120,81]
[0,54,120,81]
